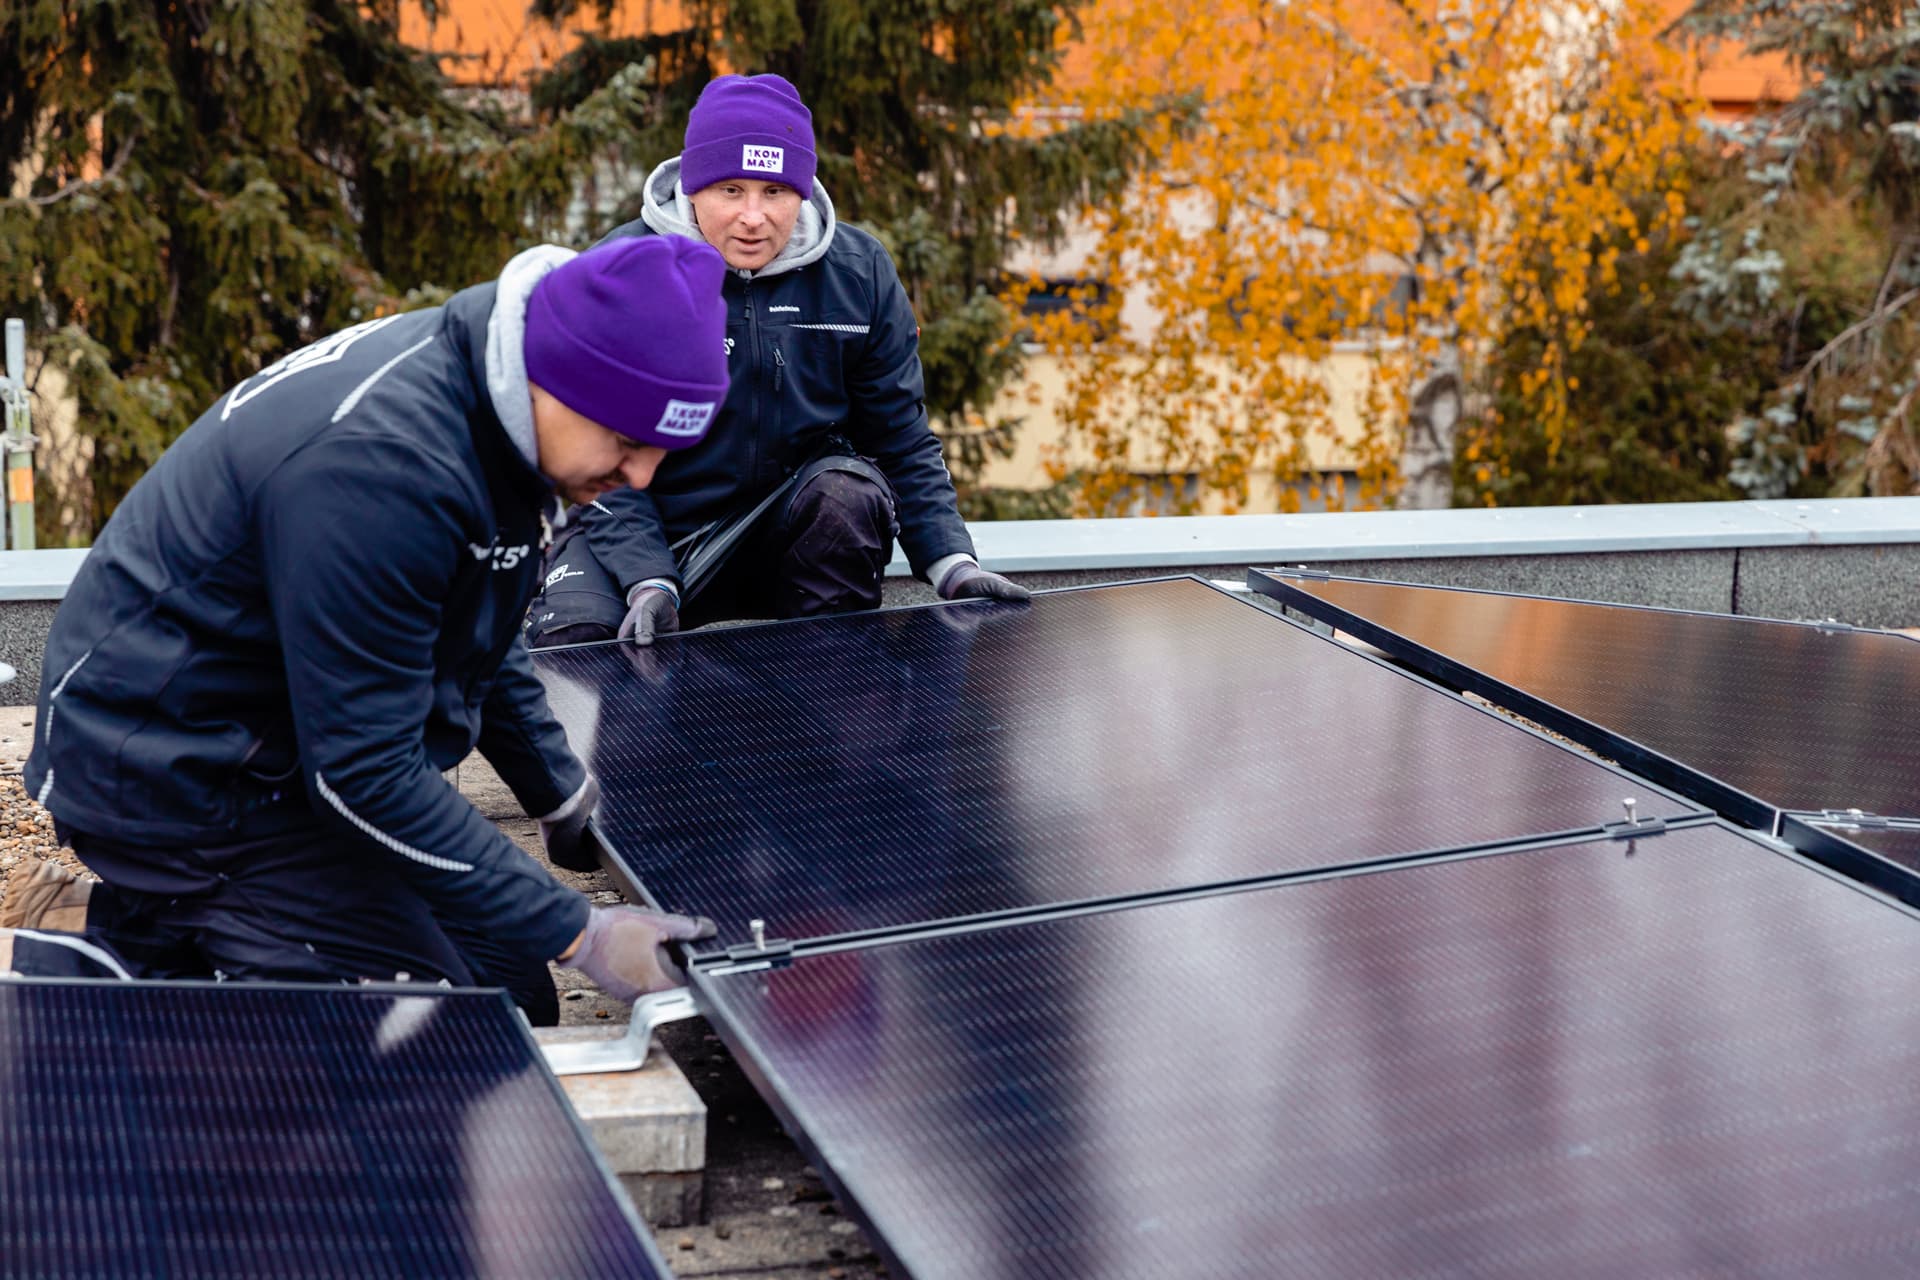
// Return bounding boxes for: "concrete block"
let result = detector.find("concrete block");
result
[533,1024,707,1228]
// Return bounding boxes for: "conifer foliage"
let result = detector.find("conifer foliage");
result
[4,2,672,539]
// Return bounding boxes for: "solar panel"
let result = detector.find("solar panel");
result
[692,822,1920,1280]
[0,981,666,1279]
[1249,570,1920,826]
[534,579,1698,952]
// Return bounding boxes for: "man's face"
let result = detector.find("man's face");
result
[689,178,804,272]
[530,384,668,505]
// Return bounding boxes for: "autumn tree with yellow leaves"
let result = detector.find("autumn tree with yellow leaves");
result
[1033,0,1697,512]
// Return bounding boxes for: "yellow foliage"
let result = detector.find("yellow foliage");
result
[1031,0,1697,513]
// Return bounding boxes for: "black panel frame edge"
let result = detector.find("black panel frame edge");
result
[1248,567,1920,908]
[0,975,672,1271]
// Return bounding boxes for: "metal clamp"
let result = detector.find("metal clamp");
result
[1808,809,1920,832]
[723,916,795,965]
[1817,808,1891,829]
[1605,796,1668,840]
[541,987,700,1077]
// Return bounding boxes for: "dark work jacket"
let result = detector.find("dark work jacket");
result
[580,216,974,592]
[24,286,589,962]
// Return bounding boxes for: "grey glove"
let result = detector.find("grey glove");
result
[538,774,600,873]
[938,562,1032,603]
[564,904,718,1001]
[618,586,680,645]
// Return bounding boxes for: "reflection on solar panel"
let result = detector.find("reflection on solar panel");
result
[1833,824,1920,869]
[534,580,1697,952]
[694,823,1920,1280]
[1785,816,1920,878]
[0,982,665,1279]
[1249,571,1920,825]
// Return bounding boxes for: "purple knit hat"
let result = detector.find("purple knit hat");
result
[523,237,730,449]
[680,74,817,197]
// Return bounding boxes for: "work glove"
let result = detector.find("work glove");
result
[563,904,717,1001]
[538,774,601,873]
[938,562,1032,604]
[618,585,680,645]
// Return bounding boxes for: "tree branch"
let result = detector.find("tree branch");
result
[1799,286,1920,383]
[27,132,138,206]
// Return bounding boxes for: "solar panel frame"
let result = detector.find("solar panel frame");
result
[535,576,1704,957]
[0,977,670,1279]
[686,817,1920,1280]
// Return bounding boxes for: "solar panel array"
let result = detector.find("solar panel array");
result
[693,823,1920,1280]
[523,576,1920,1279]
[534,579,1695,953]
[0,982,666,1279]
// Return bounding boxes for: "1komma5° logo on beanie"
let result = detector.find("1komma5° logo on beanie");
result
[655,399,718,438]
[742,144,785,174]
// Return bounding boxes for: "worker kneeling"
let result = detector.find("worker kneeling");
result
[19,238,729,1023]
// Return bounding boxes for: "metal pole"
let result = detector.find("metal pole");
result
[3,319,36,551]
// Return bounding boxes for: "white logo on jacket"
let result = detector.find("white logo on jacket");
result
[470,541,531,570]
[741,144,784,174]
[221,315,407,420]
[653,399,717,438]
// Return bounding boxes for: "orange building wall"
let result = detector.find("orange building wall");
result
[399,1,688,85]
[408,0,1799,111]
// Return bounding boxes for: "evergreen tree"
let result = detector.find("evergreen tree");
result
[533,0,1153,518]
[1677,0,1920,496]
[1,1,661,541]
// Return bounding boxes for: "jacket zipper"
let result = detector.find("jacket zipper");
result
[743,277,761,486]
[773,345,785,393]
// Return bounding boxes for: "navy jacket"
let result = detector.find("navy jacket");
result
[580,212,974,591]
[25,286,589,961]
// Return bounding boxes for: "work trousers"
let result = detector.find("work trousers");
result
[527,454,900,648]
[39,823,561,1025]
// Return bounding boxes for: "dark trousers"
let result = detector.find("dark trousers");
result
[51,824,560,1026]
[528,454,899,647]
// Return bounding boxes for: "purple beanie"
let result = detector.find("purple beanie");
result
[680,74,817,197]
[523,237,730,449]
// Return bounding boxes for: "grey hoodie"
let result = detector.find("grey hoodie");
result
[639,157,838,281]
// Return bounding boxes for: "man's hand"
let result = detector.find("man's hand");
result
[938,562,1032,603]
[560,905,718,1001]
[537,774,601,872]
[618,586,680,644]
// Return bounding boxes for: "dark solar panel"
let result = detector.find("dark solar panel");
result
[534,580,1696,951]
[1250,571,1920,824]
[694,822,1920,1280]
[0,982,665,1279]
